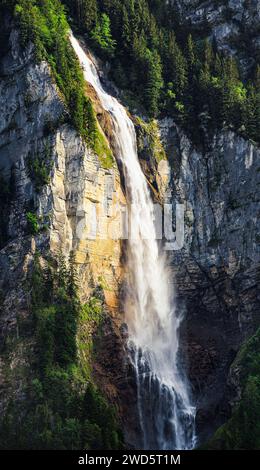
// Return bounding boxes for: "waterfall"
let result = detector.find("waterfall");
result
[70,33,196,450]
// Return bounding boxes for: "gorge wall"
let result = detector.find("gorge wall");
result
[159,120,260,442]
[0,25,127,430]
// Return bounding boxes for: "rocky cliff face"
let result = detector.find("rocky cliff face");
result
[116,111,260,445]
[159,119,260,442]
[0,27,127,420]
[171,0,260,73]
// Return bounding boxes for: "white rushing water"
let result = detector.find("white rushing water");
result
[70,33,196,450]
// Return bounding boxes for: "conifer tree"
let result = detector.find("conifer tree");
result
[68,251,79,299]
[144,48,163,116]
[57,251,68,291]
[91,12,116,57]
[7,0,259,145]
[244,85,259,141]
[186,34,196,73]
[121,5,131,49]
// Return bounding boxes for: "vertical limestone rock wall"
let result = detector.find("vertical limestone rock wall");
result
[159,118,260,442]
[0,28,126,418]
[42,126,126,312]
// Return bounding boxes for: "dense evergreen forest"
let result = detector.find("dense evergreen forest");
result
[63,0,260,146]
[1,0,259,146]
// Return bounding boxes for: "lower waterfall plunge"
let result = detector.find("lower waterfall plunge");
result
[70,34,196,450]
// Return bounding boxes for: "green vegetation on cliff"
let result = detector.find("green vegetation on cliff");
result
[64,0,260,146]
[26,212,40,235]
[0,253,122,450]
[206,328,260,450]
[1,0,97,146]
[0,0,115,167]
[135,117,166,164]
[2,0,259,147]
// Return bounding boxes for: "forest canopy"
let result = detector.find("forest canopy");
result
[1,0,259,146]
[63,0,260,146]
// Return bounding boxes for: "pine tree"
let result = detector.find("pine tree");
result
[30,253,47,311]
[121,5,131,49]
[144,48,163,116]
[67,251,79,299]
[82,0,98,32]
[244,85,259,142]
[186,34,196,73]
[221,56,244,128]
[91,12,116,57]
[57,251,68,291]
[204,40,214,73]
[162,31,187,97]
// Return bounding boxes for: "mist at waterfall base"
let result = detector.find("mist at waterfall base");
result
[70,33,196,450]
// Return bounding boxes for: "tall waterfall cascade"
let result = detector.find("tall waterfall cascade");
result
[70,33,196,450]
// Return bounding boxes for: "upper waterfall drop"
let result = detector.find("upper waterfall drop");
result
[70,33,196,450]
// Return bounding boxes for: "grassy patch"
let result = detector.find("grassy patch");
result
[94,127,114,169]
[136,117,167,163]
